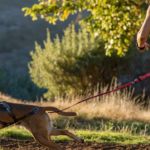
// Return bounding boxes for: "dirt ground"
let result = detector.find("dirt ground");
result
[1,138,150,150]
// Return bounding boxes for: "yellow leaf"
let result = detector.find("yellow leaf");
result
[117,49,122,55]
[32,15,38,21]
[22,7,27,11]
[92,8,98,14]
[51,0,56,3]
[63,10,69,19]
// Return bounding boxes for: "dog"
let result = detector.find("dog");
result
[0,102,84,150]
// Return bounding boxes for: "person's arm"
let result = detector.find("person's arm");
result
[137,6,150,51]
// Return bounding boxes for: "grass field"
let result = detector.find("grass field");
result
[1,124,150,145]
[1,80,150,145]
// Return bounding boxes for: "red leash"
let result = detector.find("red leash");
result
[48,73,150,113]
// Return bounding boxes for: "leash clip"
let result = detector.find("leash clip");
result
[132,77,142,84]
[132,79,137,84]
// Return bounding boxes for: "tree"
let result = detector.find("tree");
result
[22,0,149,56]
[29,24,133,99]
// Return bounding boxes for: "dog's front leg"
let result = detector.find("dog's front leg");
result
[32,133,62,150]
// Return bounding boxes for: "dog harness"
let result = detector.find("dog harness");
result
[0,101,39,128]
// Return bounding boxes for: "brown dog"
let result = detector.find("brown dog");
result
[0,102,84,150]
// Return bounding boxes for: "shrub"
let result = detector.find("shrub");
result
[29,24,132,100]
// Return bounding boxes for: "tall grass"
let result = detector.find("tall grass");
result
[1,78,150,123]
[1,79,150,132]
[45,79,150,123]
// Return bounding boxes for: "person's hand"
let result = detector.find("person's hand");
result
[141,42,150,52]
[137,42,150,52]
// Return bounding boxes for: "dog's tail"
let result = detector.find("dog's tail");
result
[41,107,77,116]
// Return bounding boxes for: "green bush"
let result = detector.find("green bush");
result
[29,24,132,100]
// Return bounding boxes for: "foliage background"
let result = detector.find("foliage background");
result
[29,24,135,99]
[0,0,150,102]
[0,0,88,100]
[23,0,149,56]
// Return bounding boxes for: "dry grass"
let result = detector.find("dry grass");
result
[1,79,150,124]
